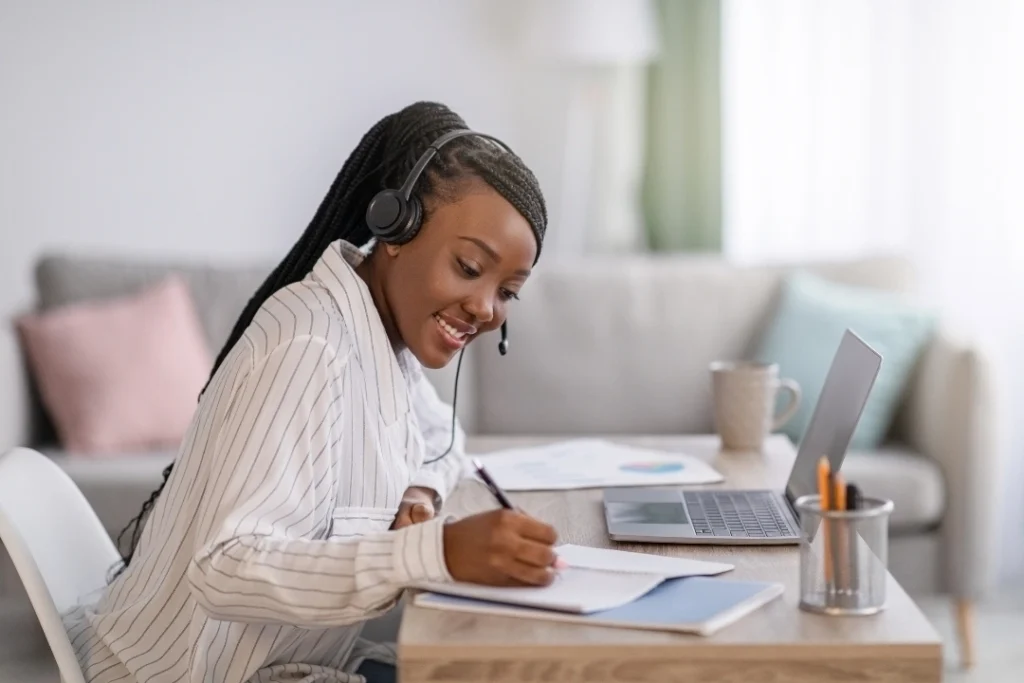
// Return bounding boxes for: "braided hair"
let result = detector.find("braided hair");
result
[110,101,547,579]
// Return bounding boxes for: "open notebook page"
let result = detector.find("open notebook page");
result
[554,544,733,577]
[414,567,664,614]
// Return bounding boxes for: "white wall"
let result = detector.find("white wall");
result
[0,0,572,446]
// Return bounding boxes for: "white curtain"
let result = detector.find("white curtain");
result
[721,0,1024,583]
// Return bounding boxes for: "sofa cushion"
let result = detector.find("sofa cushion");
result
[754,271,937,450]
[27,253,273,445]
[35,253,273,353]
[841,446,945,533]
[17,275,213,455]
[475,255,918,436]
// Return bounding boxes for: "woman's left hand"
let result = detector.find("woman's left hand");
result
[391,487,438,529]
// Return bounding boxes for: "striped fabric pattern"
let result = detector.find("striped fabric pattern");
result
[62,239,467,683]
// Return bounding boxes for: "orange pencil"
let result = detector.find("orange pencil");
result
[817,456,833,585]
[833,473,847,509]
[833,472,847,591]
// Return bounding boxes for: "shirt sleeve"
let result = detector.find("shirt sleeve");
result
[186,335,452,629]
[406,365,468,504]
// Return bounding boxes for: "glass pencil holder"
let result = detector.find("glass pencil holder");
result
[794,494,894,616]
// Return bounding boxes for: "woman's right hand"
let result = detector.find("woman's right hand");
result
[442,509,563,586]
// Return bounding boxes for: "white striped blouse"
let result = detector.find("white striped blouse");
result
[61,238,467,683]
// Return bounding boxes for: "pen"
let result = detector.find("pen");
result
[846,483,861,511]
[472,458,515,510]
[846,482,861,605]
[472,458,568,572]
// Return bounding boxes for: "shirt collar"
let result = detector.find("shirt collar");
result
[310,239,419,420]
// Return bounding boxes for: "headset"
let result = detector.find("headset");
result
[366,129,515,464]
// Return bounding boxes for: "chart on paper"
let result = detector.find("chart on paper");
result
[469,439,725,491]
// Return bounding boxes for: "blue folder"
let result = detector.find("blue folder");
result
[414,576,784,636]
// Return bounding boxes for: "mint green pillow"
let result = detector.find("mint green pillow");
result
[754,272,937,450]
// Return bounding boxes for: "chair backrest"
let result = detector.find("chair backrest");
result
[0,447,121,683]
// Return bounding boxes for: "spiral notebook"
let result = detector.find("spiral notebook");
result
[413,545,783,636]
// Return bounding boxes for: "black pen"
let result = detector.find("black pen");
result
[845,482,861,606]
[846,483,861,511]
[473,458,567,571]
[472,458,515,510]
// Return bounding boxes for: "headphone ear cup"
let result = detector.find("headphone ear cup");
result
[366,189,408,242]
[395,196,424,244]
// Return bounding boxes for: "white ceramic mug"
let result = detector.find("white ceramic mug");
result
[710,361,802,451]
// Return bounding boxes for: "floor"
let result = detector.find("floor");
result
[918,592,1024,683]
[2,592,1022,682]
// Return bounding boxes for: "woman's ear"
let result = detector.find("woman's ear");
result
[384,242,401,258]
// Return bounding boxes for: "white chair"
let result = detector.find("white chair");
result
[0,447,121,683]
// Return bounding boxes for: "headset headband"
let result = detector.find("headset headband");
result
[398,130,512,200]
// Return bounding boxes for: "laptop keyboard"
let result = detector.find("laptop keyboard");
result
[684,491,798,538]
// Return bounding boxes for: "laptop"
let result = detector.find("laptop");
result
[603,329,882,545]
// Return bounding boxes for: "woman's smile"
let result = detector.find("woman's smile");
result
[433,312,474,351]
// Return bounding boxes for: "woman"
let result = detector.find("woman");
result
[62,101,560,683]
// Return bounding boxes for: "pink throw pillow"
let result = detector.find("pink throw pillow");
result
[17,274,213,455]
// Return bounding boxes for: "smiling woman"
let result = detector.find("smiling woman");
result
[362,185,537,369]
[60,102,559,683]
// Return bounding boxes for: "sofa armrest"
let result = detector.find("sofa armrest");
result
[899,328,1001,598]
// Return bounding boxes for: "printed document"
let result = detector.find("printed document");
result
[467,439,724,491]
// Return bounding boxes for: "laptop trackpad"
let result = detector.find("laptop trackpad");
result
[604,488,690,527]
[606,500,690,525]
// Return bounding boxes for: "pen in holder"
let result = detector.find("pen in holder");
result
[794,494,894,616]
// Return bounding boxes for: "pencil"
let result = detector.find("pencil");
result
[833,472,847,593]
[817,456,833,587]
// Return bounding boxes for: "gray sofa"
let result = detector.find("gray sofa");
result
[1,250,998,661]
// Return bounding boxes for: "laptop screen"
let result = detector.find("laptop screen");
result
[783,330,882,507]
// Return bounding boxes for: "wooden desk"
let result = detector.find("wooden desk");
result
[398,435,943,683]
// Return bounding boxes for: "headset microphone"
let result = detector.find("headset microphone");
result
[498,321,509,356]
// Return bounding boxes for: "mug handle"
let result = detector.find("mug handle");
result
[772,379,802,430]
